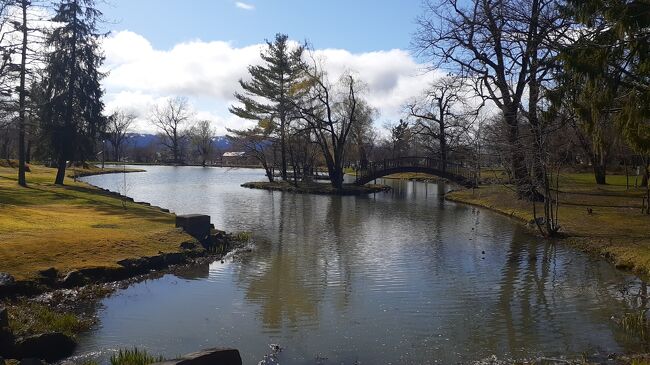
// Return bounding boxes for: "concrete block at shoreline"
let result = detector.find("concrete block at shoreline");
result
[175,214,211,242]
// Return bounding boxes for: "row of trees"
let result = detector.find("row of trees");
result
[227,0,649,233]
[409,0,650,234]
[228,34,375,189]
[0,0,105,186]
[0,0,222,183]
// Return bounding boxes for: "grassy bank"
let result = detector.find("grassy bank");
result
[0,164,194,281]
[446,173,650,276]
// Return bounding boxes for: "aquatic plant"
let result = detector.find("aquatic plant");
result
[110,348,164,365]
[8,301,91,338]
[234,231,252,242]
[621,310,649,340]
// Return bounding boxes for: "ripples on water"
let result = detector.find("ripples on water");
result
[76,166,649,364]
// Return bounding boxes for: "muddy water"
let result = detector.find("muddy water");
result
[77,166,648,364]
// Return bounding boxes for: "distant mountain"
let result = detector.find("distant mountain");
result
[211,136,232,150]
[125,133,232,150]
[125,133,159,148]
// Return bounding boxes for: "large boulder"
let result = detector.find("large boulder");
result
[15,333,76,363]
[175,215,211,242]
[152,348,242,365]
[0,274,15,292]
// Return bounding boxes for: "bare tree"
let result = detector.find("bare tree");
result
[106,110,135,161]
[149,96,193,164]
[413,0,568,199]
[407,74,475,171]
[349,100,377,165]
[189,119,216,166]
[227,124,276,182]
[293,61,364,190]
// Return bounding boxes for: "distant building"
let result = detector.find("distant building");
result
[222,151,257,166]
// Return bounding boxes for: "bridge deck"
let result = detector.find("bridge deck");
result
[354,156,476,187]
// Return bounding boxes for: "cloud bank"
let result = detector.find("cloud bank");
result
[101,30,437,135]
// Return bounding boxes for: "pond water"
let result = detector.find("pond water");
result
[77,165,648,364]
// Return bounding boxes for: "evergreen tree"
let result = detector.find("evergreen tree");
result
[39,0,105,185]
[229,33,304,181]
[563,0,650,154]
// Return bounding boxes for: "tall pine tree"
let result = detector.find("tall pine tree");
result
[229,33,304,181]
[40,0,105,185]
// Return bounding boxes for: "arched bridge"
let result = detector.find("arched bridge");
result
[354,156,477,187]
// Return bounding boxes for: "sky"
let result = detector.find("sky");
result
[97,0,437,135]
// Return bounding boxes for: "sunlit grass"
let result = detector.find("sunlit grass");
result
[0,164,193,280]
[447,172,650,275]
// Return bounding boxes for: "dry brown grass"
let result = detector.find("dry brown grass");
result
[0,164,192,280]
[447,172,650,275]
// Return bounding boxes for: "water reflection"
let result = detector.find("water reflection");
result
[76,166,648,364]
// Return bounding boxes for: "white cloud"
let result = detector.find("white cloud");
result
[100,30,437,135]
[235,2,255,10]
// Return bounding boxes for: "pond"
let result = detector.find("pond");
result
[77,165,648,364]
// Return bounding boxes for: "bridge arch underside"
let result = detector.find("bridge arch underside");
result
[355,166,474,187]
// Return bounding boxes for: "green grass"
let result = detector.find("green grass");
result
[7,301,92,338]
[110,348,165,365]
[0,164,194,280]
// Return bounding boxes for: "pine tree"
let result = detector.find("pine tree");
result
[39,0,105,185]
[229,33,304,181]
[563,0,650,154]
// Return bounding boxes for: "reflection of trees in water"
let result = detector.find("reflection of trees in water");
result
[230,180,649,357]
[233,194,359,330]
[482,229,650,358]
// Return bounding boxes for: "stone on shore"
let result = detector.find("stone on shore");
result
[152,348,242,365]
[175,214,211,242]
[15,333,76,363]
[0,274,14,289]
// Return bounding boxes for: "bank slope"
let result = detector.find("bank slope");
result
[0,165,194,281]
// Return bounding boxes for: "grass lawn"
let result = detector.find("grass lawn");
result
[447,172,650,276]
[0,164,193,281]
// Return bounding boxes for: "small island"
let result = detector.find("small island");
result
[241,180,390,195]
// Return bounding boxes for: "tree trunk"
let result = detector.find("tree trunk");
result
[280,117,288,181]
[593,159,606,185]
[25,139,31,164]
[55,153,67,185]
[17,0,28,187]
[504,107,532,199]
[439,122,447,173]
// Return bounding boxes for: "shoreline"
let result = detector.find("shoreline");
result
[241,180,391,195]
[2,165,649,364]
[0,164,250,363]
[445,185,650,280]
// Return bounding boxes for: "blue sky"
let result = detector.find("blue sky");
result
[97,1,436,134]
[101,0,421,52]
